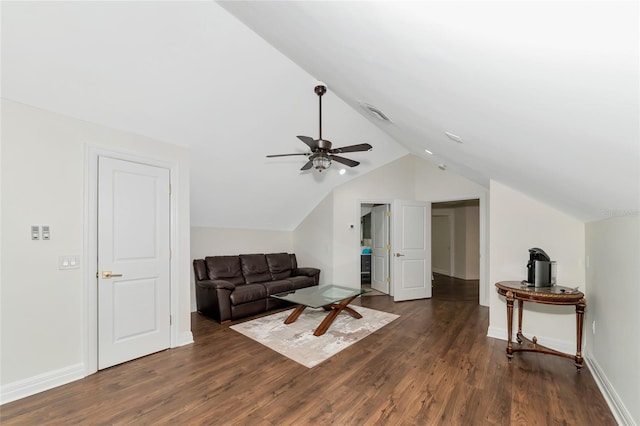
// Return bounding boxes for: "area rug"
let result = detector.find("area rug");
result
[230,306,399,368]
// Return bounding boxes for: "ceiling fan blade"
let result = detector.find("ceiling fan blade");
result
[297,135,319,151]
[266,153,309,158]
[329,143,372,154]
[330,155,360,167]
[300,159,314,171]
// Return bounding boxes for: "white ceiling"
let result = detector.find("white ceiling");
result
[3,1,639,228]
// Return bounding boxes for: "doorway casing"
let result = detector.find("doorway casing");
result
[83,145,183,376]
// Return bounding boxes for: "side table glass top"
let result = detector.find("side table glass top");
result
[495,280,583,297]
[271,285,370,308]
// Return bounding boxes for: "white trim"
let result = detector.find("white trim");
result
[84,145,183,376]
[586,355,636,426]
[0,363,84,405]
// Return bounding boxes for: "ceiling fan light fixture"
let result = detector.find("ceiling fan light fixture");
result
[313,154,331,172]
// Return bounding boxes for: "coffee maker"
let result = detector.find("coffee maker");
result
[526,248,556,287]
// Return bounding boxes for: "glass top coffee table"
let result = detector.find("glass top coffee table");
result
[271,285,371,336]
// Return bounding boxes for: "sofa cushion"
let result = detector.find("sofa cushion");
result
[262,279,294,296]
[266,253,293,280]
[240,254,272,284]
[205,256,245,285]
[229,283,267,306]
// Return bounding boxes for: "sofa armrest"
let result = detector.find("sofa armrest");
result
[195,279,234,323]
[293,267,321,285]
[196,279,236,291]
[293,267,320,278]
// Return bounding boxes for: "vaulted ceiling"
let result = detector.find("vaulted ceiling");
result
[3,1,638,229]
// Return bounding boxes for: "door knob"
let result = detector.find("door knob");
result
[101,271,123,279]
[395,253,405,257]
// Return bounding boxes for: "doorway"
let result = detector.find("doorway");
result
[431,199,480,303]
[360,203,390,294]
[85,147,179,375]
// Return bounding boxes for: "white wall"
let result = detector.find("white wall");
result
[294,155,489,290]
[431,213,452,275]
[488,180,585,352]
[0,99,192,402]
[190,227,293,310]
[585,216,639,425]
[464,204,480,280]
[293,193,334,284]
[331,156,415,287]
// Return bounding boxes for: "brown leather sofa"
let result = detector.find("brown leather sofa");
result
[193,253,320,324]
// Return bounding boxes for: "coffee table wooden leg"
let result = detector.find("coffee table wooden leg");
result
[313,295,362,336]
[314,308,342,336]
[342,306,363,319]
[284,305,306,324]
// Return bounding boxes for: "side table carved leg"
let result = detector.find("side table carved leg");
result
[516,300,524,344]
[505,290,514,360]
[575,298,586,370]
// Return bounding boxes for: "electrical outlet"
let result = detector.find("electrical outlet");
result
[59,255,80,270]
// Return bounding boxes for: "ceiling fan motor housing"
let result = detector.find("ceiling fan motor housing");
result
[317,139,332,151]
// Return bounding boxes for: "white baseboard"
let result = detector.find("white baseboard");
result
[586,355,636,426]
[176,331,194,347]
[432,267,449,275]
[486,326,575,354]
[0,363,85,405]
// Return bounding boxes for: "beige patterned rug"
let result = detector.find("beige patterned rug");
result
[230,306,399,368]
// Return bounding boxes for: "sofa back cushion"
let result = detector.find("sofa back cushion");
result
[205,256,245,285]
[266,253,293,280]
[240,254,272,284]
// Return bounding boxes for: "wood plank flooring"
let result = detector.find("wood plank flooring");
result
[1,275,615,425]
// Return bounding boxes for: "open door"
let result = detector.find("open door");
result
[392,200,431,301]
[371,204,390,294]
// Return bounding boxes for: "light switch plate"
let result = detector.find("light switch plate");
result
[31,225,40,240]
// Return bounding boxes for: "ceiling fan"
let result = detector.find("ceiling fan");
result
[266,84,373,172]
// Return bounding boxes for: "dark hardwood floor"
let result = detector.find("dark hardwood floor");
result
[2,276,615,425]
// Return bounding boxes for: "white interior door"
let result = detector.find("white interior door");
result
[98,156,171,369]
[371,204,390,294]
[392,200,431,301]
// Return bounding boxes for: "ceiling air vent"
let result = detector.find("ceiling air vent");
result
[360,102,391,122]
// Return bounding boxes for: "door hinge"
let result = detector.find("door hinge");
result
[170,249,172,260]
[385,244,391,251]
[169,184,172,195]
[386,211,391,217]
[386,277,391,283]
[170,315,173,326]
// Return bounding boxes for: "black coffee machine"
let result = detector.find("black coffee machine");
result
[526,248,555,287]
